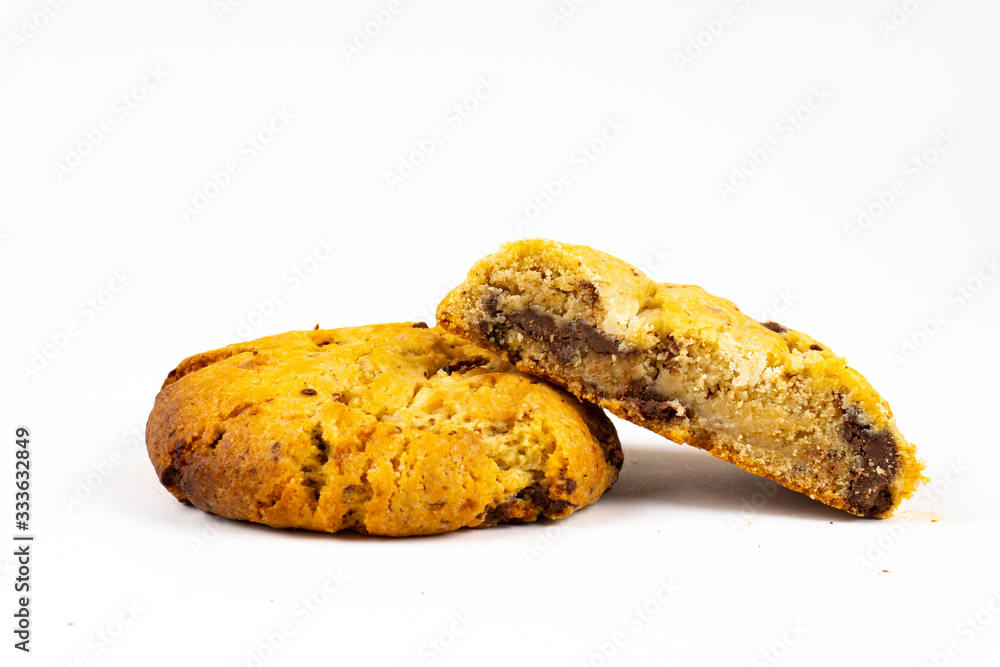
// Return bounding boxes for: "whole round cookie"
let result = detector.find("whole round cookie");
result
[146,323,622,536]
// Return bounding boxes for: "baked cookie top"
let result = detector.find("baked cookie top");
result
[437,239,925,518]
[146,323,622,536]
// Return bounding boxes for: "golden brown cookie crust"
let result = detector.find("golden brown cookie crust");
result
[437,239,926,518]
[146,323,622,536]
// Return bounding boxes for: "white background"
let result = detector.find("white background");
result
[3,1,1000,665]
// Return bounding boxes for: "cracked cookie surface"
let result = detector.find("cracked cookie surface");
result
[145,322,621,536]
[437,239,926,518]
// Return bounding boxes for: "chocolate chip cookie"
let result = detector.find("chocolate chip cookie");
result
[436,239,926,518]
[146,323,622,536]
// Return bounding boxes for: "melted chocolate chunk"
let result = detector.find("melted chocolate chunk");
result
[481,483,576,525]
[517,483,549,508]
[504,308,620,361]
[440,356,489,375]
[481,497,517,525]
[480,481,576,526]
[483,293,500,316]
[762,321,787,334]
[159,463,180,487]
[624,381,681,422]
[841,406,900,517]
[161,436,197,494]
[412,322,429,329]
[518,483,572,515]
[300,388,318,396]
[477,316,489,336]
[483,294,622,361]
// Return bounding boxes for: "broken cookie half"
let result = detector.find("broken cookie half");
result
[437,239,926,518]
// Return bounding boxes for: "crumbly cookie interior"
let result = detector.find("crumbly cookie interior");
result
[437,242,925,518]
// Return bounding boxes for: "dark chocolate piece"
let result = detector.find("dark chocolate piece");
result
[480,497,518,525]
[159,463,180,487]
[504,308,619,361]
[517,482,572,516]
[161,435,199,496]
[762,321,787,334]
[624,380,681,422]
[841,406,900,517]
[440,357,489,375]
[480,480,578,526]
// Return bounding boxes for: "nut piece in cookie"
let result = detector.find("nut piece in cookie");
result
[145,323,622,536]
[436,239,926,518]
